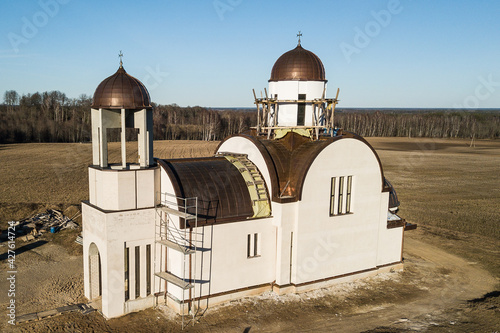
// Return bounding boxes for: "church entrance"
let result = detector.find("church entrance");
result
[89,243,102,299]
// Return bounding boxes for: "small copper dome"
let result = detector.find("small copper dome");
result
[92,66,152,109]
[269,44,326,82]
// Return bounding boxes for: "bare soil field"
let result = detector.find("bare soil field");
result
[0,137,499,332]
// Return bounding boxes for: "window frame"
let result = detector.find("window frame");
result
[330,176,354,216]
[329,177,336,216]
[337,176,344,215]
[247,233,261,258]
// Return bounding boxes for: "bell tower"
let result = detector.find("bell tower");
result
[90,53,153,169]
[83,55,159,318]
[87,57,158,211]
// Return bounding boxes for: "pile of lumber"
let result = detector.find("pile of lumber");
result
[11,209,79,239]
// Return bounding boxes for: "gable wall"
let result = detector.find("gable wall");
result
[293,138,387,283]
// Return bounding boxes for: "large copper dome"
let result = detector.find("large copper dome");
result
[92,66,152,109]
[269,44,326,82]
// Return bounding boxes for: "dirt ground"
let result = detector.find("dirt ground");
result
[0,137,499,332]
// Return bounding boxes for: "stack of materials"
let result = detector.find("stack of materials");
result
[9,209,79,241]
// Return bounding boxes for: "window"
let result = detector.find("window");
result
[135,246,140,299]
[338,176,344,214]
[247,233,260,258]
[330,176,353,216]
[297,94,306,126]
[124,246,129,301]
[329,177,336,216]
[346,176,353,213]
[146,244,151,296]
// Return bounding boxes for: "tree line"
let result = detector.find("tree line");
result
[0,90,256,144]
[334,110,500,139]
[1,89,498,144]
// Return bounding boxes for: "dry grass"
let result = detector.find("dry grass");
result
[0,137,498,272]
[1,137,499,332]
[368,137,500,239]
[1,138,498,237]
[368,137,500,278]
[0,140,219,222]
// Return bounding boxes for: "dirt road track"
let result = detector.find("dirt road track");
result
[192,234,498,333]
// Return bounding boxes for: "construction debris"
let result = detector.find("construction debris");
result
[15,303,95,324]
[8,209,79,241]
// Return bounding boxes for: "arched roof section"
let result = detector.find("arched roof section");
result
[158,157,254,226]
[217,132,386,203]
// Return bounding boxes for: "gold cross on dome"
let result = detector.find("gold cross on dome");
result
[297,31,302,45]
[118,50,123,67]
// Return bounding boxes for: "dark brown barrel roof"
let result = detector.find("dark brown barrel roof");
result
[158,157,254,227]
[92,66,152,109]
[217,132,386,203]
[269,44,326,82]
[384,178,400,210]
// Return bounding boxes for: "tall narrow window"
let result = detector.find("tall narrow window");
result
[247,234,251,258]
[124,246,129,301]
[329,177,336,216]
[297,94,306,126]
[254,233,259,257]
[135,246,140,299]
[346,176,353,213]
[338,176,344,214]
[247,233,260,258]
[146,244,151,296]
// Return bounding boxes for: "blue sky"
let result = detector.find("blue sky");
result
[1,0,499,108]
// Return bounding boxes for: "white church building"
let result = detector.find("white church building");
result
[82,41,414,321]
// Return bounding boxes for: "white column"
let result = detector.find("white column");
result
[121,108,127,169]
[91,109,100,166]
[98,109,108,168]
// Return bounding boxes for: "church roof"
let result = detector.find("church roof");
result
[218,132,386,203]
[269,44,326,82]
[92,66,152,110]
[157,157,254,227]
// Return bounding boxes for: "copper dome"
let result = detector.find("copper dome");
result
[269,44,326,82]
[92,66,152,109]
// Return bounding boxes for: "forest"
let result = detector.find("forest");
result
[1,89,499,144]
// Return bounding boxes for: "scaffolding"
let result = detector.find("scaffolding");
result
[154,193,202,329]
[252,87,340,139]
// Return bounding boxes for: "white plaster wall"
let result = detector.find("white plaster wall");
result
[293,138,387,284]
[83,202,156,318]
[376,192,403,265]
[268,81,326,127]
[271,202,299,286]
[104,208,156,318]
[89,168,157,211]
[187,219,276,299]
[82,203,108,300]
[136,169,158,209]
